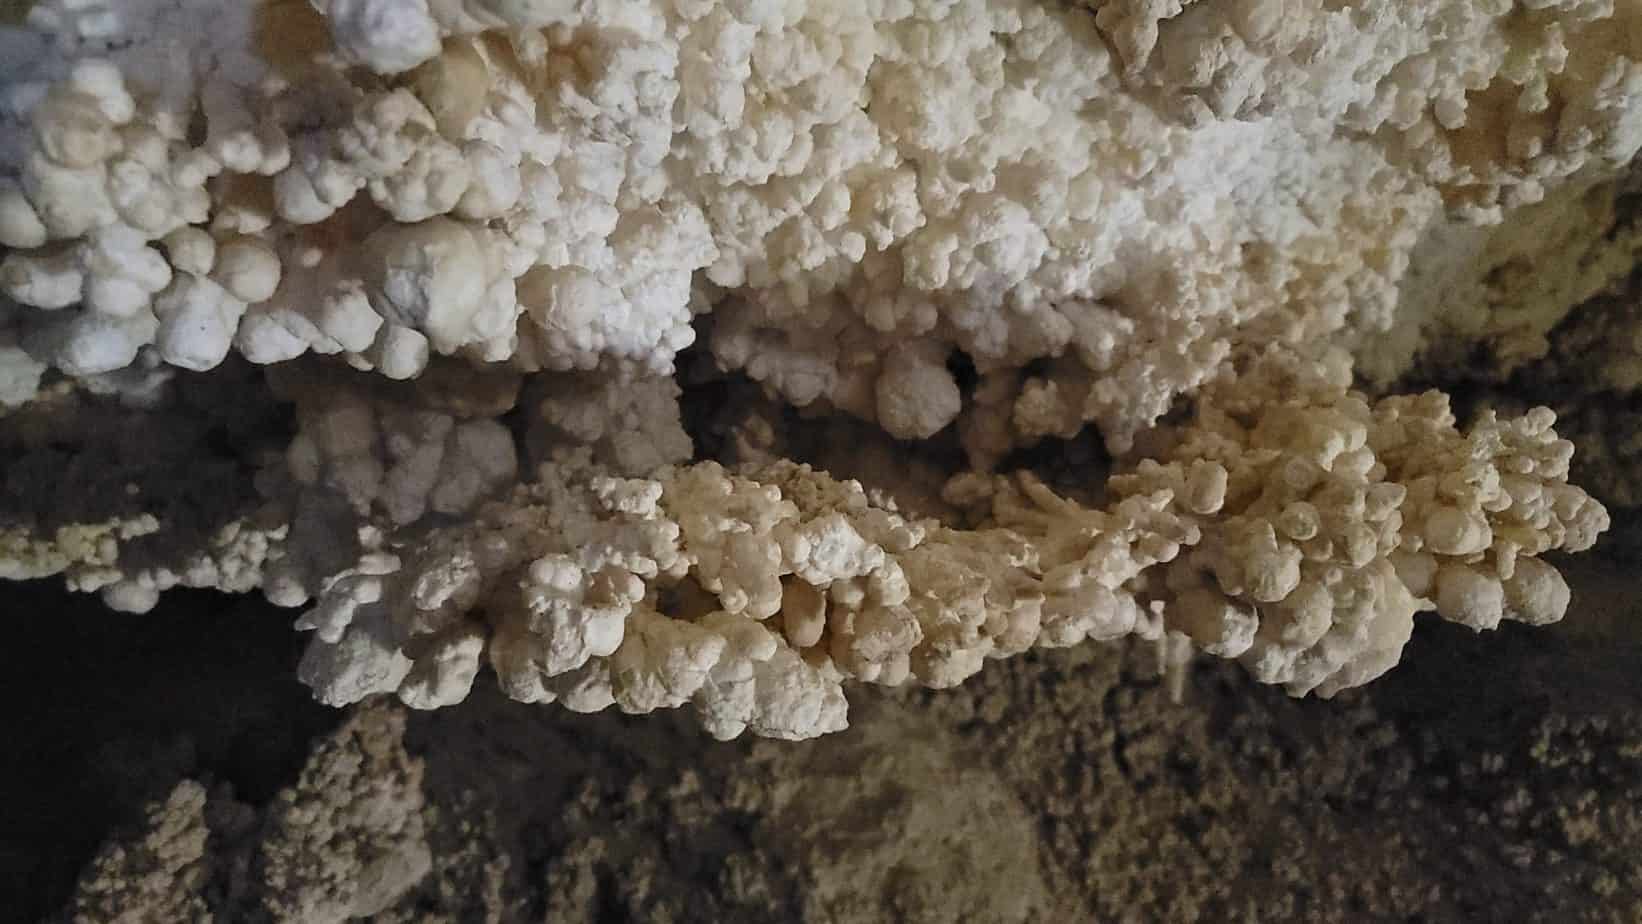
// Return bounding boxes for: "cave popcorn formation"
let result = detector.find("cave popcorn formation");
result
[0,0,1629,738]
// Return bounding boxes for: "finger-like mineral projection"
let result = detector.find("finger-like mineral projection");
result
[0,0,1632,738]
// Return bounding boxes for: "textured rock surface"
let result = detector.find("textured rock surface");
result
[2,1,1642,919]
[0,0,1629,744]
[16,563,1641,923]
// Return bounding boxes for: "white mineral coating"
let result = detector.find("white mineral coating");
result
[0,0,1623,739]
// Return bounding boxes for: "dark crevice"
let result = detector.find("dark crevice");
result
[0,583,337,921]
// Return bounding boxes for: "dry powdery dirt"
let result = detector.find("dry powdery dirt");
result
[47,607,1642,923]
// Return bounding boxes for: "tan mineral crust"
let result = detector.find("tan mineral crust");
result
[0,0,1640,921]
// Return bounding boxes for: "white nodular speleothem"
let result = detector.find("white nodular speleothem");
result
[0,0,1630,738]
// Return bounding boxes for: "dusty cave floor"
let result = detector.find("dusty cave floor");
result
[6,553,1642,923]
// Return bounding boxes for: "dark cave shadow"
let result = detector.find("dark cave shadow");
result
[0,582,337,922]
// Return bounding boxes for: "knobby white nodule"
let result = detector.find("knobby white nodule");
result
[0,0,1628,738]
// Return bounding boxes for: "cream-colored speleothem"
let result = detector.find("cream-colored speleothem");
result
[0,0,1625,737]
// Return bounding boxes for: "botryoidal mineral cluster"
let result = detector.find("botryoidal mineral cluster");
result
[1,0,1636,739]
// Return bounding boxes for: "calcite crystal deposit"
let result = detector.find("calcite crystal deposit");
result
[0,0,1633,738]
